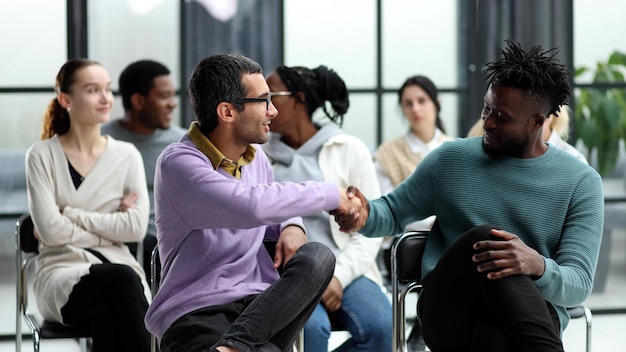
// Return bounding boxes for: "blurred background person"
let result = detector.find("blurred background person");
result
[374,75,454,351]
[26,58,151,351]
[375,75,454,231]
[101,59,185,277]
[262,64,390,352]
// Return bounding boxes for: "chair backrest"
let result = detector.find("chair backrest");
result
[17,213,38,254]
[150,246,161,297]
[390,230,429,352]
[392,231,428,283]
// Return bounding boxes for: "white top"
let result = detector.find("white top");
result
[26,135,150,322]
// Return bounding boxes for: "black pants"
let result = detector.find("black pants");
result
[60,263,151,352]
[418,224,564,352]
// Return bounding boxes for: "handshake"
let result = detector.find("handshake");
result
[330,186,369,233]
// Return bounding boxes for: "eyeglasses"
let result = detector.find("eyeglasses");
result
[240,91,292,110]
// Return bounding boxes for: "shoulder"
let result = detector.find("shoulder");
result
[26,138,58,159]
[100,119,122,135]
[159,124,187,140]
[436,136,477,153]
[106,136,142,158]
[376,136,406,153]
[323,134,374,161]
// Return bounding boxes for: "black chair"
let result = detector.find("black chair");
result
[15,213,91,352]
[149,244,305,352]
[390,231,593,352]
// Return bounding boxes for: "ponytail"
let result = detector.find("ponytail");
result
[41,58,101,139]
[41,97,70,139]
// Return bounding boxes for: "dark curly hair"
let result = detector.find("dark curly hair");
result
[275,65,349,127]
[483,39,571,118]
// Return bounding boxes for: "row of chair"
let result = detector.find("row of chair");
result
[15,213,592,352]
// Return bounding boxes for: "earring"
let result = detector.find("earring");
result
[67,107,71,113]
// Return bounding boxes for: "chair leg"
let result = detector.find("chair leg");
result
[32,330,40,352]
[583,306,592,352]
[79,337,89,352]
[294,329,304,352]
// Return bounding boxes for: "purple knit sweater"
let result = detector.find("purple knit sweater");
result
[145,135,340,340]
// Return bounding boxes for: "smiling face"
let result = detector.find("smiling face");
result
[137,75,177,130]
[480,84,538,158]
[400,84,438,141]
[62,65,114,127]
[232,73,278,146]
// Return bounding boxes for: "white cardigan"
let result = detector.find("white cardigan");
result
[318,133,384,288]
[25,135,150,323]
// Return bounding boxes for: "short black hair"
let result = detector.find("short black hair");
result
[483,39,571,117]
[119,60,170,111]
[188,54,262,134]
[275,65,349,126]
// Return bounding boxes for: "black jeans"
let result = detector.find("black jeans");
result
[161,242,335,352]
[418,224,564,352]
[61,263,150,352]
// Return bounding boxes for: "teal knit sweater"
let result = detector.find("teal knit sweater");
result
[361,137,604,333]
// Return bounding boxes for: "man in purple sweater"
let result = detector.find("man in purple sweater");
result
[144,53,361,352]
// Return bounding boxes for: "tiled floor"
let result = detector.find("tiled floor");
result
[1,227,626,351]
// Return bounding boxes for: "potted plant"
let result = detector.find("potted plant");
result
[574,51,626,175]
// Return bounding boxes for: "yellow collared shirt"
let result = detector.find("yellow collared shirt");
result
[187,122,256,179]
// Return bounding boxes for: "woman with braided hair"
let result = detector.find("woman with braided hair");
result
[262,65,391,352]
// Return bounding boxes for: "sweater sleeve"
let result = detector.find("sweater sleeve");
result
[534,170,604,307]
[26,143,110,248]
[157,144,339,231]
[361,149,439,237]
[62,146,150,243]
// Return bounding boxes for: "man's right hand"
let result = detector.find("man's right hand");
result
[330,186,369,233]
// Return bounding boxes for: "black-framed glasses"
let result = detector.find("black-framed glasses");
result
[241,96,272,110]
[240,92,292,110]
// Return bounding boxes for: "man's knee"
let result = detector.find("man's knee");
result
[464,224,502,243]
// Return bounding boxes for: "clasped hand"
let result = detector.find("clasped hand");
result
[329,186,369,233]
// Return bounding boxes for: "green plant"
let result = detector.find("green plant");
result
[574,51,626,175]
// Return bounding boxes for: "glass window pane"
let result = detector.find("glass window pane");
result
[88,0,180,92]
[382,0,459,88]
[574,0,626,83]
[0,94,54,149]
[314,93,377,153]
[0,0,66,87]
[284,0,376,88]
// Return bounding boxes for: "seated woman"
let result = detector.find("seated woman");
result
[375,75,454,231]
[26,58,151,352]
[262,64,390,352]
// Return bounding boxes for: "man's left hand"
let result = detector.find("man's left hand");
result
[274,225,306,270]
[472,228,546,280]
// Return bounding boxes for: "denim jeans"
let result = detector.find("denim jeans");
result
[418,224,564,352]
[161,242,335,352]
[304,276,392,352]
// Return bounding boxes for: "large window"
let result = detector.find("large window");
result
[0,0,67,149]
[284,0,462,151]
[573,0,626,313]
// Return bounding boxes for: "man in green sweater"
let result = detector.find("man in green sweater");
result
[336,39,604,351]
